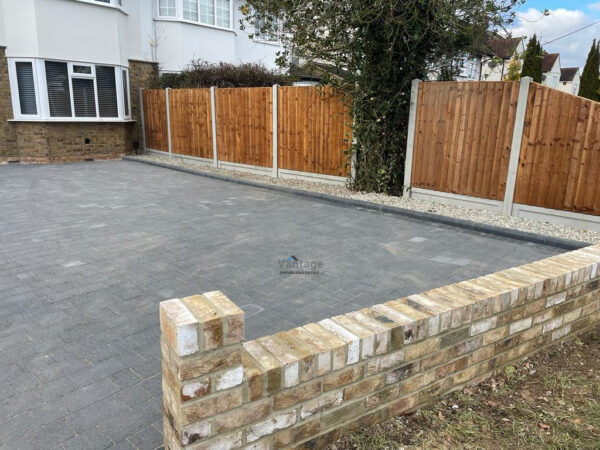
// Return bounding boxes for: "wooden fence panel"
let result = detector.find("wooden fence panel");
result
[411,81,520,201]
[143,89,168,151]
[514,83,600,215]
[169,89,213,159]
[215,88,272,167]
[278,86,352,177]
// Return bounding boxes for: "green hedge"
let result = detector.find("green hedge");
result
[152,60,294,88]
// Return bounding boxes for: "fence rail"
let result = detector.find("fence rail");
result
[406,78,600,229]
[141,85,352,182]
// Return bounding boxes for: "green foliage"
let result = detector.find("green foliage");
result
[505,56,522,81]
[151,60,294,89]
[579,40,600,101]
[241,0,523,194]
[520,34,543,82]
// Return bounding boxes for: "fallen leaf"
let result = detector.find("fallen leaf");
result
[538,423,551,430]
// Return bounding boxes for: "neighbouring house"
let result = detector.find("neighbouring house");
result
[541,53,561,89]
[0,0,283,163]
[478,36,526,81]
[557,67,581,95]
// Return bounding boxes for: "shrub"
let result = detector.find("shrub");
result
[152,60,295,88]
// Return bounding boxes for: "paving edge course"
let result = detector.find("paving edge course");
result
[123,157,588,251]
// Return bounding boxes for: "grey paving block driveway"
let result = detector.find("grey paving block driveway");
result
[0,160,564,449]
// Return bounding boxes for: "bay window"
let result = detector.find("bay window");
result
[158,0,232,29]
[10,59,131,121]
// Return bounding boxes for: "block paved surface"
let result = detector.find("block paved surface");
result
[0,160,564,449]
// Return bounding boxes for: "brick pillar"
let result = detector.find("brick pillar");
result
[160,292,245,449]
[0,46,17,161]
[128,59,158,153]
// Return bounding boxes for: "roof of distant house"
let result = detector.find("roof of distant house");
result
[484,37,524,59]
[542,53,560,73]
[560,67,579,82]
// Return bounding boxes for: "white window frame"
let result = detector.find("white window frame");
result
[156,0,234,31]
[8,58,131,122]
[8,58,42,120]
[74,0,127,12]
[253,13,281,45]
[69,62,99,118]
[157,0,179,19]
[121,68,131,119]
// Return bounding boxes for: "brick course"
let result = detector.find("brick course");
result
[160,245,600,449]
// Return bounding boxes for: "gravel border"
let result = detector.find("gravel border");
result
[124,155,596,249]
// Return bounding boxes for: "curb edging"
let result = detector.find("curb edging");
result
[123,156,589,251]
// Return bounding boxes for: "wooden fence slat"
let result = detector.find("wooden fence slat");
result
[277,86,352,177]
[411,81,519,201]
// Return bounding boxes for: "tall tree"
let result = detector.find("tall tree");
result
[242,0,522,194]
[579,40,600,101]
[521,34,543,82]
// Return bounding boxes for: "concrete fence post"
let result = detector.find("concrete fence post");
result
[272,84,279,178]
[210,86,218,168]
[503,76,532,216]
[165,87,173,159]
[139,88,147,155]
[403,79,421,197]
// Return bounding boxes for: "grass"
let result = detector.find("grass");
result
[330,326,600,449]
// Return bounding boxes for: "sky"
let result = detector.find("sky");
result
[509,1,600,69]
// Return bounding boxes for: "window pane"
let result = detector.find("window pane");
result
[73,65,92,75]
[199,0,214,25]
[215,0,230,27]
[15,62,37,115]
[72,78,97,117]
[159,0,176,16]
[255,14,278,41]
[45,61,72,117]
[122,70,129,117]
[183,0,198,21]
[96,65,118,118]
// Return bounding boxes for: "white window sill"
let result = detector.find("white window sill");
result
[73,0,129,15]
[9,118,136,123]
[155,17,235,34]
[253,38,281,47]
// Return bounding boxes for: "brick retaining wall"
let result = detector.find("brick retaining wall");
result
[160,244,600,449]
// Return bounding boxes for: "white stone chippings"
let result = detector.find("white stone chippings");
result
[247,411,297,442]
[216,366,244,391]
[546,292,567,308]
[159,299,199,356]
[131,155,600,244]
[319,319,360,364]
